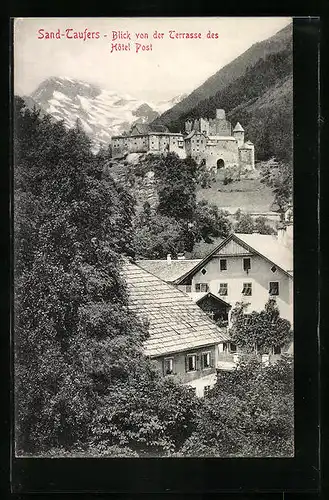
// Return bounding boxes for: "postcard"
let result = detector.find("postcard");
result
[13,17,296,461]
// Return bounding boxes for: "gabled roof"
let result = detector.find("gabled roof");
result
[235,233,293,275]
[136,259,201,283]
[233,122,244,132]
[123,261,229,357]
[176,233,293,284]
[195,292,232,309]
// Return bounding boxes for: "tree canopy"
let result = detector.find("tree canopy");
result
[260,158,293,219]
[229,300,293,354]
[14,96,293,458]
[14,97,199,456]
[132,153,232,259]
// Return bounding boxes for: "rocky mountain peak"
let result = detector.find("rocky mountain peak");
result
[26,76,186,152]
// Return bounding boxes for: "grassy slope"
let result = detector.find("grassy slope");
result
[197,177,274,214]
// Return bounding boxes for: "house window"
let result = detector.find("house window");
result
[202,351,211,369]
[219,283,228,296]
[186,354,197,372]
[164,357,174,375]
[242,283,252,296]
[201,268,207,275]
[243,257,251,271]
[204,385,211,396]
[230,342,237,353]
[195,283,209,292]
[186,284,192,293]
[269,281,279,296]
[272,345,282,355]
[271,265,277,273]
[220,259,227,271]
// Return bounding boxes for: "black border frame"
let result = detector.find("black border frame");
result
[6,15,321,495]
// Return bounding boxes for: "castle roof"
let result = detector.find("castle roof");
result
[233,122,244,132]
[112,132,184,139]
[130,123,170,134]
[207,135,236,142]
[184,130,207,140]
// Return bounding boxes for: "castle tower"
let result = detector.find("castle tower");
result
[193,118,200,131]
[216,109,226,120]
[185,119,193,134]
[214,109,231,135]
[233,122,245,148]
[199,117,210,136]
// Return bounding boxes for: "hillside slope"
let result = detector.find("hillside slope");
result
[176,49,292,161]
[153,23,292,128]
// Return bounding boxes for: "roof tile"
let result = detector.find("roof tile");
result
[123,261,229,357]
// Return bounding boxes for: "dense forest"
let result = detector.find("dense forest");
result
[14,97,293,457]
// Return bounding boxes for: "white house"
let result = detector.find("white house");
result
[175,229,293,326]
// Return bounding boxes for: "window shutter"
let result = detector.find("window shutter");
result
[162,358,166,376]
[196,354,200,371]
[210,350,215,368]
[185,356,189,372]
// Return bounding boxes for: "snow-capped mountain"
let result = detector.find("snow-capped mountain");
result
[25,77,186,151]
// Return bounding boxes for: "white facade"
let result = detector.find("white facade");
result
[178,234,293,326]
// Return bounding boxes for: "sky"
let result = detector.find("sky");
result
[14,17,292,102]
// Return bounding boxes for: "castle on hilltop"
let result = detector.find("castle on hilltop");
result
[111,109,255,171]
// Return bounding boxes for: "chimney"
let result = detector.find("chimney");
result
[284,222,293,250]
[177,252,186,260]
[167,253,172,265]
